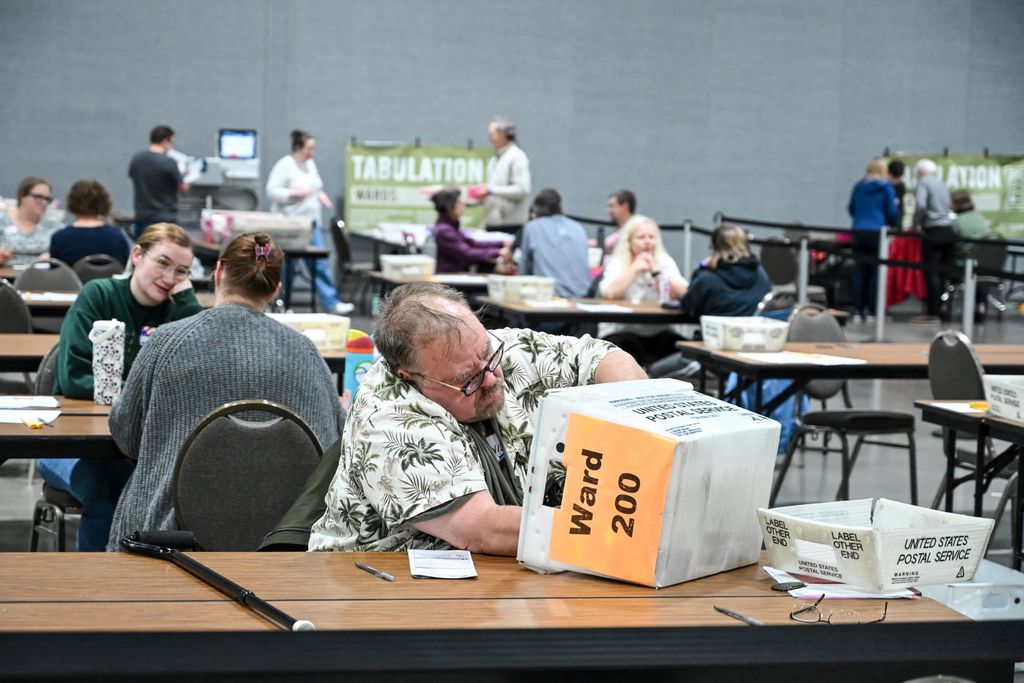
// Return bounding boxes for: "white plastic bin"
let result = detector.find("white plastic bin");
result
[486,276,556,303]
[267,313,350,351]
[380,255,436,281]
[700,316,789,351]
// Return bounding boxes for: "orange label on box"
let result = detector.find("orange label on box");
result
[549,414,675,586]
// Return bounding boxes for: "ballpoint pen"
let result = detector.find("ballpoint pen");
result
[355,561,396,582]
[714,604,763,626]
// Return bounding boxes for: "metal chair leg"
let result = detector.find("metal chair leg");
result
[907,430,918,506]
[834,431,851,501]
[771,427,805,506]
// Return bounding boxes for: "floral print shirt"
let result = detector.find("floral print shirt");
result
[309,328,616,552]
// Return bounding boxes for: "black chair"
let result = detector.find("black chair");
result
[72,254,124,284]
[759,237,797,285]
[328,217,373,312]
[29,343,83,552]
[173,400,323,551]
[786,304,852,410]
[0,278,33,333]
[14,258,82,333]
[928,330,1017,532]
[771,306,917,506]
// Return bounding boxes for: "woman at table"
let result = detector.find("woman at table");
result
[598,215,688,367]
[680,224,772,319]
[0,176,61,268]
[266,129,354,315]
[106,232,343,549]
[48,179,131,268]
[847,157,900,322]
[431,187,507,273]
[36,223,204,552]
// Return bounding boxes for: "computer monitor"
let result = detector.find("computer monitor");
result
[218,129,257,160]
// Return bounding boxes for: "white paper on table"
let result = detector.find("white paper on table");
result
[408,549,478,579]
[932,402,986,414]
[0,409,61,425]
[762,566,916,599]
[738,351,868,366]
[19,291,78,302]
[574,303,633,313]
[0,396,60,410]
[522,299,571,308]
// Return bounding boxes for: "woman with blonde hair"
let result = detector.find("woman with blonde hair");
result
[847,157,900,321]
[598,215,688,367]
[38,222,204,551]
[680,224,771,319]
[106,232,343,548]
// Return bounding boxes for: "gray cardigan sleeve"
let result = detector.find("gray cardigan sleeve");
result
[108,334,161,459]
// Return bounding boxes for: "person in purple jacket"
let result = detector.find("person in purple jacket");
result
[847,158,900,322]
[431,187,507,273]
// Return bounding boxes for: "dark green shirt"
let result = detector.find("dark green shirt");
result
[54,277,203,399]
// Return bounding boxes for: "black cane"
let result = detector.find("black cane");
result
[120,534,316,632]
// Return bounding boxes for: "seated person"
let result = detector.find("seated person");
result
[598,215,689,367]
[0,176,61,267]
[519,188,591,298]
[49,179,131,268]
[106,232,344,549]
[951,189,994,317]
[308,282,646,553]
[36,223,204,551]
[680,224,771,318]
[603,188,636,254]
[431,187,507,273]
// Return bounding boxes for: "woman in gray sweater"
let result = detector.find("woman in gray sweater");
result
[105,232,344,549]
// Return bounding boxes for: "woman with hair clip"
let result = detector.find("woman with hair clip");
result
[38,222,204,551]
[680,224,772,319]
[597,215,688,367]
[266,128,354,314]
[105,232,344,549]
[431,187,508,273]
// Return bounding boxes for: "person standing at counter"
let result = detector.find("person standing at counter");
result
[266,129,354,315]
[847,158,900,322]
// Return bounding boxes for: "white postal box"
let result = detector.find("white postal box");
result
[757,498,994,591]
[267,313,350,351]
[380,254,436,281]
[518,378,781,588]
[700,316,789,352]
[983,375,1024,423]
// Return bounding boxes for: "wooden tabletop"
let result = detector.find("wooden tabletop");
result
[18,289,217,313]
[0,333,59,372]
[482,297,695,325]
[678,341,1024,379]
[0,397,116,461]
[0,552,962,632]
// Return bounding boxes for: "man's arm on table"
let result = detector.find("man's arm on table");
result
[410,490,521,556]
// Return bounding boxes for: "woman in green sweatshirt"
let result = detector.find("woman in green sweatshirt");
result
[38,223,204,551]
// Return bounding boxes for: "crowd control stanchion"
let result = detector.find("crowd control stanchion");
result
[874,227,888,343]
[797,237,809,306]
[683,220,693,277]
[963,258,976,341]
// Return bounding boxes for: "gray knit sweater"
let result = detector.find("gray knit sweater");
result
[105,303,343,550]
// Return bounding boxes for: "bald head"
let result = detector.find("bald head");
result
[375,282,474,373]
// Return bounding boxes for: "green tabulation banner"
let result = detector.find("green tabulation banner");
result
[891,153,1024,238]
[344,142,492,233]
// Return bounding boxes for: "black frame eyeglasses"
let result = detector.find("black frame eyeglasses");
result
[789,594,888,625]
[413,331,504,397]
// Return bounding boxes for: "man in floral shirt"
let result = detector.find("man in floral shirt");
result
[309,282,646,554]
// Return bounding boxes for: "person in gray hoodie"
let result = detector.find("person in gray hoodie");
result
[912,159,954,322]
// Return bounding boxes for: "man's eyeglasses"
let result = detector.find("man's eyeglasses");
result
[27,193,53,203]
[789,595,888,625]
[412,331,504,397]
[143,250,191,279]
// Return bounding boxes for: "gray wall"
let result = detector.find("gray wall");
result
[2,0,1023,239]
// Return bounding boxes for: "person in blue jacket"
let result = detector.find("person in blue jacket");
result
[847,158,900,321]
[680,224,771,318]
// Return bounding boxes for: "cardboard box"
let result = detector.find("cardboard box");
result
[757,499,994,591]
[517,378,781,588]
[700,316,789,352]
[380,254,436,281]
[267,313,350,351]
[983,375,1024,423]
[487,275,556,303]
